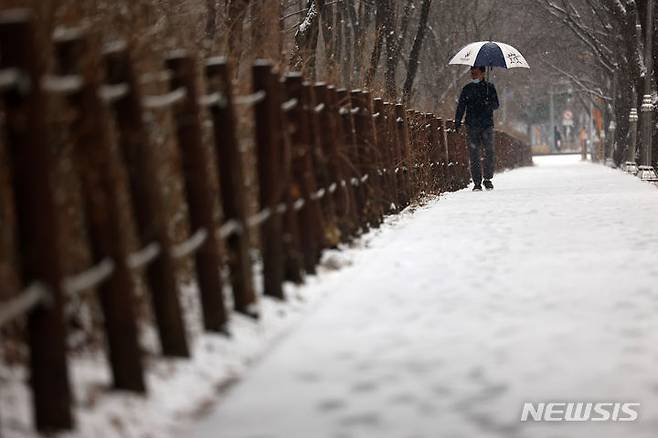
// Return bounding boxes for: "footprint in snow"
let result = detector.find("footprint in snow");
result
[351,380,379,393]
[317,398,347,412]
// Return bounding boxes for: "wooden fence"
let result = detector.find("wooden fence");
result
[0,9,532,435]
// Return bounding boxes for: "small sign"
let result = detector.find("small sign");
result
[562,110,574,127]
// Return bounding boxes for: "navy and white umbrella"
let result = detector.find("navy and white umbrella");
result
[449,41,530,69]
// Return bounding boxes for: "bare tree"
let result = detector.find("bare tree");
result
[402,0,432,104]
[290,0,323,78]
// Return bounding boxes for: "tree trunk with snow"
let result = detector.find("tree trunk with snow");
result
[290,0,323,79]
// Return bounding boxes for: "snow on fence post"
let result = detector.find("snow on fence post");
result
[284,74,324,273]
[275,73,305,285]
[53,29,147,392]
[166,52,229,332]
[0,9,74,432]
[103,43,190,357]
[252,61,285,299]
[312,83,341,246]
[205,58,258,318]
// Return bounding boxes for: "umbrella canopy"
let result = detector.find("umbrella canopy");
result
[449,41,530,69]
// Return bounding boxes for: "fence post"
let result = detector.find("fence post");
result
[103,43,190,357]
[374,99,394,213]
[362,91,384,226]
[440,118,454,191]
[0,9,74,432]
[302,82,333,250]
[284,73,324,273]
[351,90,376,227]
[332,88,361,238]
[453,120,470,188]
[394,104,411,207]
[407,110,419,200]
[383,102,400,211]
[54,28,146,391]
[312,83,341,246]
[337,88,365,234]
[205,58,258,317]
[276,73,305,284]
[252,61,285,299]
[433,116,447,194]
[166,52,229,331]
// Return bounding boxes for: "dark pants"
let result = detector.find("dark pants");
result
[467,126,495,184]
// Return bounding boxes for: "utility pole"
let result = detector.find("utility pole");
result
[638,0,656,180]
[627,106,639,174]
[549,86,555,152]
[588,99,594,161]
[607,120,616,166]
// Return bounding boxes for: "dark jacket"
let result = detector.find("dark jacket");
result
[455,81,499,131]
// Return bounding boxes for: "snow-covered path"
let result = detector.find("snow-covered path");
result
[191,156,658,438]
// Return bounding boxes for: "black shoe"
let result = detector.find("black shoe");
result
[472,185,483,192]
[483,180,494,190]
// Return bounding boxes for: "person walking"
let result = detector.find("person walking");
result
[554,126,563,152]
[455,66,500,191]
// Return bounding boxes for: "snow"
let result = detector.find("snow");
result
[4,155,658,438]
[190,155,658,438]
[0,276,339,438]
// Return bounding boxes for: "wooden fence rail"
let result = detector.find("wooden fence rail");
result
[0,8,532,435]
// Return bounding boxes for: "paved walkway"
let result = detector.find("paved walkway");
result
[191,156,658,438]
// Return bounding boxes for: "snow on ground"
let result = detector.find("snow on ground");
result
[3,156,658,438]
[189,155,658,438]
[0,255,353,438]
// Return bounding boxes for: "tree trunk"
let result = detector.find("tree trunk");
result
[402,0,432,104]
[252,0,282,60]
[346,0,362,84]
[290,0,323,79]
[365,0,387,89]
[226,0,251,73]
[341,0,353,87]
[334,0,344,85]
[206,0,217,39]
[383,0,399,100]
[321,1,336,80]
